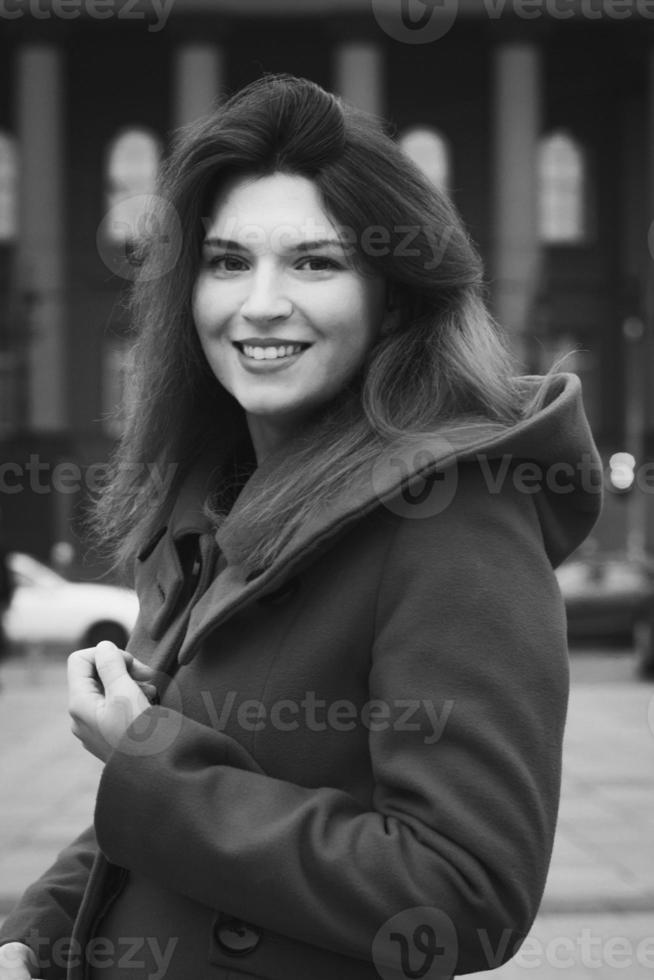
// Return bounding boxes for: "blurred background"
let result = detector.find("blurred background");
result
[0,0,653,571]
[1,1,654,977]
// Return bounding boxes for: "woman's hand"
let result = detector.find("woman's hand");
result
[0,941,40,979]
[67,642,157,763]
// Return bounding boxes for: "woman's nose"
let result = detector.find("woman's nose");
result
[240,270,293,322]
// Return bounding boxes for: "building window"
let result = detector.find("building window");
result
[399,127,451,192]
[103,128,162,245]
[538,131,588,244]
[0,131,17,243]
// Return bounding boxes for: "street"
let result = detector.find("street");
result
[1,645,653,979]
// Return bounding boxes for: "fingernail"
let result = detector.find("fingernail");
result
[97,640,116,653]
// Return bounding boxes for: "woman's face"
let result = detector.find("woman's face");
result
[192,172,388,456]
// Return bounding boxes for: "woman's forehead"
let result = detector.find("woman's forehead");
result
[203,172,340,248]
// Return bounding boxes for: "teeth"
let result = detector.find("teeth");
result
[241,344,304,360]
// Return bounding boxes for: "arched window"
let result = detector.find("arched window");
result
[103,127,162,244]
[0,132,17,243]
[538,131,588,244]
[399,127,451,192]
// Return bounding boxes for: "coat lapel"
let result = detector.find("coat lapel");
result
[135,455,219,641]
[175,418,507,664]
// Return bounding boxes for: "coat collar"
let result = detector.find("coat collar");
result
[138,373,601,664]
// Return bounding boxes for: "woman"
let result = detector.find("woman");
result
[0,74,602,980]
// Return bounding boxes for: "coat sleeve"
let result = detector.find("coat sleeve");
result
[0,825,98,978]
[94,465,570,976]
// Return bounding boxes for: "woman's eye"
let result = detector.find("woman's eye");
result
[206,254,247,272]
[297,256,341,272]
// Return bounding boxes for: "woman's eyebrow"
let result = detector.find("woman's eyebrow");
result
[201,236,345,253]
[201,237,247,251]
[293,239,345,253]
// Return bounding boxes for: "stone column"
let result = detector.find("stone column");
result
[15,44,66,431]
[492,43,542,367]
[173,44,223,130]
[333,41,383,116]
[642,49,654,552]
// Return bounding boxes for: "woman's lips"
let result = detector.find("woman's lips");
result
[233,343,310,373]
[232,340,312,352]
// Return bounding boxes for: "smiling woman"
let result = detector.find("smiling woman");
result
[0,74,602,980]
[193,171,390,463]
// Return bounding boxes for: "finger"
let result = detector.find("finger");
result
[67,647,105,705]
[123,650,157,682]
[0,941,39,979]
[136,681,160,705]
[94,641,135,693]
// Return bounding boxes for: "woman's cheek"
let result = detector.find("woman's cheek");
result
[192,276,219,321]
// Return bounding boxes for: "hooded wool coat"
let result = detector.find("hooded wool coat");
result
[0,373,602,980]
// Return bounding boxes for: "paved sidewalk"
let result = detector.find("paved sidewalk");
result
[1,647,653,977]
[0,653,102,908]
[541,653,654,916]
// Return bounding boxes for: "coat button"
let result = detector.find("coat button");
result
[215,916,261,955]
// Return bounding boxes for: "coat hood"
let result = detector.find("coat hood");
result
[167,371,602,580]
[144,371,603,665]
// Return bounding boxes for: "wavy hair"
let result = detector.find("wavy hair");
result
[90,73,554,578]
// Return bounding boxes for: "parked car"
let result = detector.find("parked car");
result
[555,552,654,676]
[3,551,139,652]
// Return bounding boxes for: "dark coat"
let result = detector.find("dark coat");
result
[0,374,602,980]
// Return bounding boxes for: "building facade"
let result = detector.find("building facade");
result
[0,0,653,569]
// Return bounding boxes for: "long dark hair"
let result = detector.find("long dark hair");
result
[91,73,551,577]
